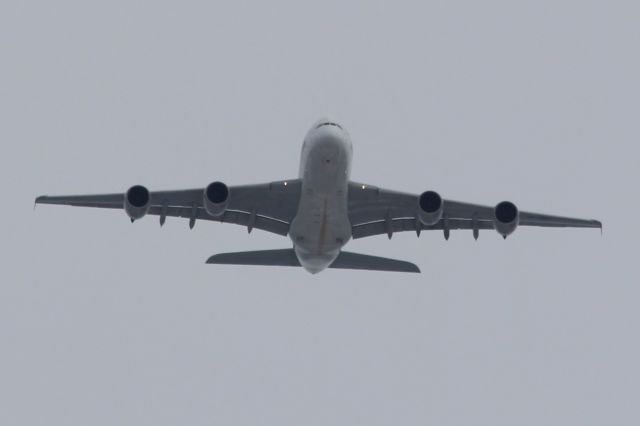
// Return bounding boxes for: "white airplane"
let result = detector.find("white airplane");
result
[36,119,601,273]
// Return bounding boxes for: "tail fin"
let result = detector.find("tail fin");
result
[206,249,420,273]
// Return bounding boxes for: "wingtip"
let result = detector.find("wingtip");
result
[205,254,231,264]
[589,219,603,235]
[403,261,421,273]
[34,195,46,210]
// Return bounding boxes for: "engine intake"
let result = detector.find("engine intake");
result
[417,190,444,226]
[124,185,151,220]
[204,181,229,217]
[493,201,519,237]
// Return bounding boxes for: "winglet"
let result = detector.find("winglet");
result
[35,195,50,205]
[34,195,46,210]
[589,219,603,235]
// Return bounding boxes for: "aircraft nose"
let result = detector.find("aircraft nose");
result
[313,135,341,160]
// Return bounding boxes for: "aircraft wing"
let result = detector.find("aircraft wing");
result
[35,180,301,236]
[347,182,602,239]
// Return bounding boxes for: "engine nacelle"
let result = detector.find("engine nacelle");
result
[417,190,444,226]
[203,181,229,217]
[124,185,151,220]
[493,201,519,237]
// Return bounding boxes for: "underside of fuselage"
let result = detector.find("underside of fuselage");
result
[288,120,353,273]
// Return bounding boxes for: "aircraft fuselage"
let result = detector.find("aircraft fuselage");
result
[289,120,353,273]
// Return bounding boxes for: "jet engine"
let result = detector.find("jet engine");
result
[203,181,229,217]
[417,190,444,226]
[493,201,519,237]
[124,185,151,220]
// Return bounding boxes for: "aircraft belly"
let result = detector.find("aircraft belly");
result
[291,203,350,274]
[290,135,352,273]
[291,195,351,254]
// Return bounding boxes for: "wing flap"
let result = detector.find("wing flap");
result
[351,218,495,239]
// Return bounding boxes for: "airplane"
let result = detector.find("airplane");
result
[36,119,602,274]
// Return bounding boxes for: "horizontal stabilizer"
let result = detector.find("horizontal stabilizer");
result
[206,249,420,273]
[330,251,420,273]
[207,249,301,267]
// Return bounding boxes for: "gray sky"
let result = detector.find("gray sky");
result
[1,1,638,425]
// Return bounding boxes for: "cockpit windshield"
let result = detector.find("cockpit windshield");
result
[315,122,343,130]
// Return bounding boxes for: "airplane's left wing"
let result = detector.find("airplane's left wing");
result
[348,182,601,239]
[36,180,301,236]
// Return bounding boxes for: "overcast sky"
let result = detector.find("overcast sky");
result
[1,1,638,425]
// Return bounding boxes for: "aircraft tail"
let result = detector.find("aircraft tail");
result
[206,249,420,273]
